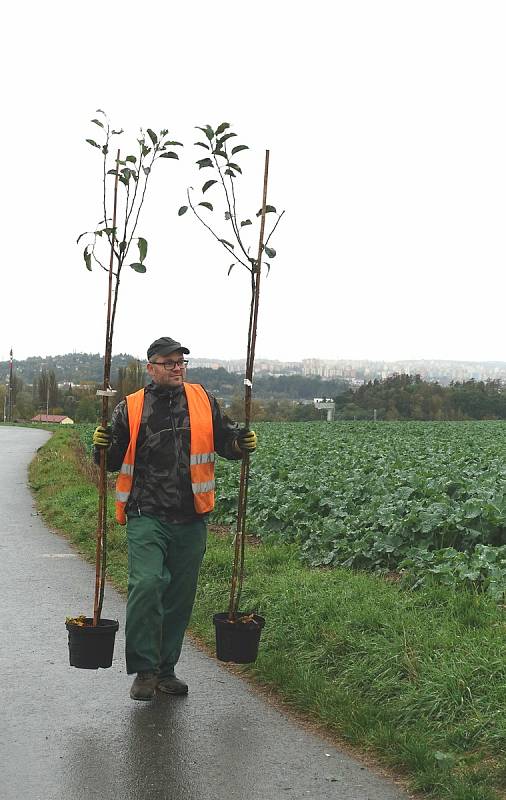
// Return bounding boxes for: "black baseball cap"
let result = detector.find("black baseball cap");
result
[147,337,190,361]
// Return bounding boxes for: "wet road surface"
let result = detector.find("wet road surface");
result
[0,427,411,800]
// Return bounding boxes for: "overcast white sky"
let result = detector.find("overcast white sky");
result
[2,1,506,365]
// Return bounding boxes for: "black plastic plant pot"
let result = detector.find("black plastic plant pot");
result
[213,612,265,664]
[65,618,119,669]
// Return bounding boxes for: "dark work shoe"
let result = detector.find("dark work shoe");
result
[157,674,189,695]
[130,671,158,701]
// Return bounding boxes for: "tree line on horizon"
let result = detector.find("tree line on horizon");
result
[4,361,506,424]
[335,373,506,420]
[0,359,348,423]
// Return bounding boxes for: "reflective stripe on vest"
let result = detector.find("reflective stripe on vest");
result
[192,480,216,494]
[190,452,215,465]
[120,463,135,476]
[114,383,215,525]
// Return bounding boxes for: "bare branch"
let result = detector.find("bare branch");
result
[264,209,285,248]
[102,117,110,238]
[91,251,109,274]
[186,188,251,272]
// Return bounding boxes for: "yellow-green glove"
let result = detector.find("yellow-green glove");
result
[235,429,257,454]
[93,426,111,449]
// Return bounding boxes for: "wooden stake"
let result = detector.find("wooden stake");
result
[228,150,270,619]
[93,149,120,626]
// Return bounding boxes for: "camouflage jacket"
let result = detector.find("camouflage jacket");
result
[94,382,242,523]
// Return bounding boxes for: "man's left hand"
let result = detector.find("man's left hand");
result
[235,429,257,454]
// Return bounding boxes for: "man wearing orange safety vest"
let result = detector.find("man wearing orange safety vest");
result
[93,336,257,701]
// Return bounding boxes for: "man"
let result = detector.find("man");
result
[93,336,256,701]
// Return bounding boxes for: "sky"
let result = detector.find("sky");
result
[2,1,506,365]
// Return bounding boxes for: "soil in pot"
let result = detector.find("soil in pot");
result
[65,616,119,670]
[213,612,265,664]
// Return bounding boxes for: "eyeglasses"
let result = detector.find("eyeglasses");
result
[150,358,189,371]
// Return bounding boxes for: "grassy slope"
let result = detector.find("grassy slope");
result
[29,427,506,800]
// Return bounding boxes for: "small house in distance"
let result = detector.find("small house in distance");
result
[31,414,74,425]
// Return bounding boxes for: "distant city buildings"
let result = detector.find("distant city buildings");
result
[5,351,506,388]
[189,357,506,385]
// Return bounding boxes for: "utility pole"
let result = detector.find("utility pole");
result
[3,377,8,422]
[7,348,13,422]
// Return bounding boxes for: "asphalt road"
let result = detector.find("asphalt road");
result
[0,426,411,800]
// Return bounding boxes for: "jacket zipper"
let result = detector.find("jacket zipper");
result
[169,397,183,507]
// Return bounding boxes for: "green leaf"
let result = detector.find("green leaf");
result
[165,140,184,146]
[76,231,89,244]
[102,145,108,155]
[265,262,271,275]
[96,108,106,115]
[160,129,168,137]
[119,176,129,186]
[198,202,213,211]
[225,169,236,178]
[227,162,242,174]
[225,211,231,220]
[256,205,277,216]
[147,129,158,145]
[216,122,231,135]
[231,145,249,155]
[197,158,213,169]
[220,239,234,249]
[213,149,228,160]
[126,155,137,163]
[130,262,147,273]
[196,125,214,141]
[194,141,210,150]
[264,246,276,258]
[227,263,235,275]
[142,145,151,157]
[91,118,104,128]
[111,129,124,135]
[138,237,148,263]
[107,169,118,176]
[240,219,252,227]
[217,133,237,144]
[159,151,179,159]
[119,241,127,252]
[178,205,188,216]
[202,180,218,193]
[83,247,92,271]
[121,168,131,180]
[85,139,101,149]
[143,166,151,175]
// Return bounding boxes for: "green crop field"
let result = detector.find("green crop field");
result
[214,421,506,594]
[80,420,506,595]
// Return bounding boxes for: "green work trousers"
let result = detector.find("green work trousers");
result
[125,514,207,676]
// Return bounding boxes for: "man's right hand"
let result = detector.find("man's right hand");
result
[93,426,112,449]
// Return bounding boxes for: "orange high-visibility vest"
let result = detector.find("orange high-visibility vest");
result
[115,383,215,525]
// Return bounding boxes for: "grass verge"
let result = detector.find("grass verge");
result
[29,427,506,800]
